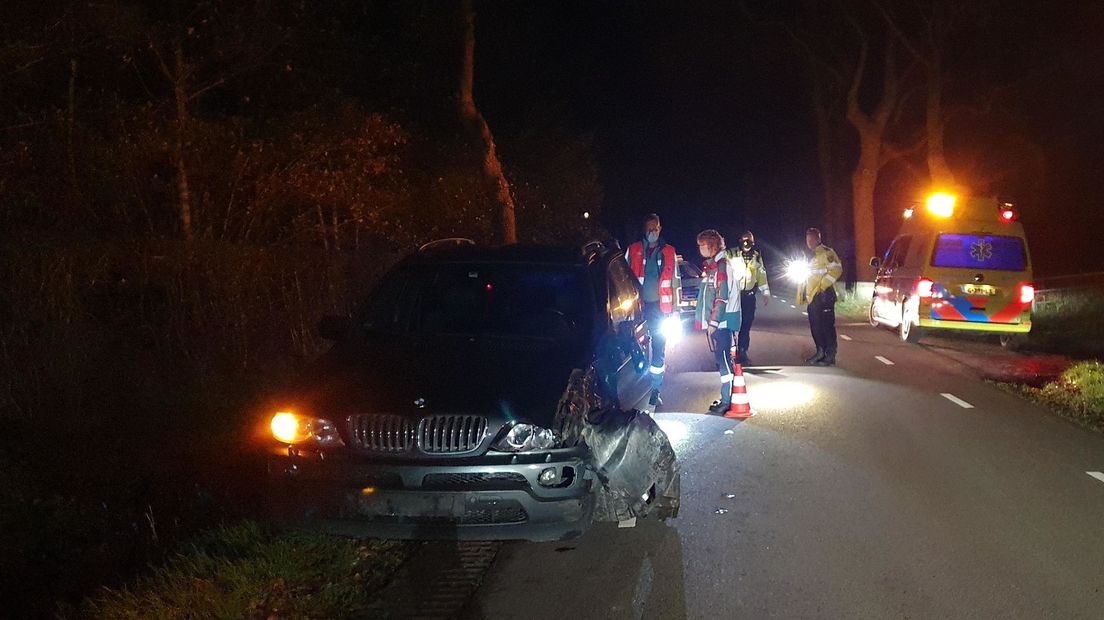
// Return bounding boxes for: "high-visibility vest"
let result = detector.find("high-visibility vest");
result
[626,240,677,314]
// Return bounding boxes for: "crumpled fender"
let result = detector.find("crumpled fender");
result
[553,369,679,523]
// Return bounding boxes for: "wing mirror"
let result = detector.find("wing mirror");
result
[869,257,881,269]
[318,315,352,340]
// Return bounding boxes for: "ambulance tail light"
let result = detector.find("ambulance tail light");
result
[915,277,935,298]
[999,201,1018,222]
[1019,283,1035,305]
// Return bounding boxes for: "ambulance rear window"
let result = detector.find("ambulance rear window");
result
[931,234,1026,271]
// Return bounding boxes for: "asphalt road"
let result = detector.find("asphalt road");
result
[463,297,1104,619]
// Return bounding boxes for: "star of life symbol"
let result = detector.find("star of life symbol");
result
[970,239,993,262]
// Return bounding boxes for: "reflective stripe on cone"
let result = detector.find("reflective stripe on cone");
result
[725,362,754,419]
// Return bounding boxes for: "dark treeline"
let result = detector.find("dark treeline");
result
[0,1,601,614]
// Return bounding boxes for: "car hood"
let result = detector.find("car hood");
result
[290,332,584,428]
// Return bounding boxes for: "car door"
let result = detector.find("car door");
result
[875,235,912,323]
[604,257,652,410]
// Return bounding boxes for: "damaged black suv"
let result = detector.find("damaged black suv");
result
[263,240,679,542]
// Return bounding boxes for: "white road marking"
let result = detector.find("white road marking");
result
[840,334,853,341]
[875,355,895,365]
[790,304,797,309]
[801,311,808,316]
[941,393,975,409]
[1088,472,1104,484]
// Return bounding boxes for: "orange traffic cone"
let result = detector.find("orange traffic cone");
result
[725,362,754,419]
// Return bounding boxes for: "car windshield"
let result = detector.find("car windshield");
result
[679,261,702,279]
[931,234,1027,271]
[360,263,591,340]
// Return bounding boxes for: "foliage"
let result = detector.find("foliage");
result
[77,521,412,619]
[1000,362,1104,433]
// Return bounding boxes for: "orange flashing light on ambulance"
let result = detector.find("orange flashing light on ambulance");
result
[868,193,1033,349]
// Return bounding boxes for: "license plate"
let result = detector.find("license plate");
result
[961,284,997,296]
[352,492,460,519]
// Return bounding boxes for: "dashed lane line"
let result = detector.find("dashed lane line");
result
[802,311,809,316]
[1088,472,1104,484]
[875,355,895,365]
[840,334,853,341]
[790,304,797,309]
[941,393,975,409]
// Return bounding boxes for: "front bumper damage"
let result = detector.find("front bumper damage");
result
[266,446,596,542]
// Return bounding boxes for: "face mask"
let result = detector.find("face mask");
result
[646,231,659,244]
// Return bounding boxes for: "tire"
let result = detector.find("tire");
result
[1000,333,1027,351]
[899,307,922,343]
[868,298,879,327]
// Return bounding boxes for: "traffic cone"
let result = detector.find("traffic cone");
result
[725,362,754,419]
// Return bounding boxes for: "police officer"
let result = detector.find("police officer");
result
[728,231,771,366]
[796,227,843,366]
[625,214,677,407]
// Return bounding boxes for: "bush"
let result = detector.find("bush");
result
[1003,361,1104,433]
[77,521,412,619]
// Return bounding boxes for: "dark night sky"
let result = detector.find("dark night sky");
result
[476,1,1104,277]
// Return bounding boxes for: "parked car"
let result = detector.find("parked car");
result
[261,241,679,542]
[674,254,703,320]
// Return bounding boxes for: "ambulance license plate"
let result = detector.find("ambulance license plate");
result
[961,284,997,296]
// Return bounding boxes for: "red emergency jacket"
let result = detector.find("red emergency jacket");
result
[626,240,677,314]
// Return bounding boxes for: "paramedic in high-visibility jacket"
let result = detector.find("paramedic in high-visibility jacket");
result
[625,213,678,408]
[698,229,752,415]
[795,227,843,366]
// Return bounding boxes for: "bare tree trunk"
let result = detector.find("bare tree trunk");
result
[172,42,194,242]
[67,58,79,198]
[845,36,900,277]
[460,0,516,244]
[811,83,836,240]
[925,58,955,188]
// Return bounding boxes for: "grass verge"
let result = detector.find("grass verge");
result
[834,287,871,322]
[74,521,413,619]
[996,361,1104,433]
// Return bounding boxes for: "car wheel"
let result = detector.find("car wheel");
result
[868,298,879,327]
[899,307,922,343]
[999,333,1027,351]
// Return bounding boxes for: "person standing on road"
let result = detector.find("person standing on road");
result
[727,231,771,366]
[625,213,677,407]
[698,229,749,415]
[796,227,843,366]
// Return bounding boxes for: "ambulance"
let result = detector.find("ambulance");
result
[868,193,1034,348]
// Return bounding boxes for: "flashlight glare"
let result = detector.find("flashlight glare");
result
[785,259,811,283]
[660,315,683,344]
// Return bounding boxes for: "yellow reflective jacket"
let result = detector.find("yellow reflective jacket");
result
[796,244,843,305]
[724,248,770,296]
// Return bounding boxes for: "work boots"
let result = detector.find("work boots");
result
[737,349,751,366]
[815,352,836,366]
[804,348,826,365]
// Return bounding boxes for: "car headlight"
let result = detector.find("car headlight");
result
[493,423,558,452]
[270,411,344,446]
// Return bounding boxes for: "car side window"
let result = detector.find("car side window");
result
[608,259,642,324]
[883,235,913,270]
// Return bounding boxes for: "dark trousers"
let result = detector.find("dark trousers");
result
[737,290,757,353]
[643,302,667,390]
[808,288,837,356]
[712,328,735,403]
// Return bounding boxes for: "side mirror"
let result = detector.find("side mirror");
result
[869,257,881,269]
[318,315,352,340]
